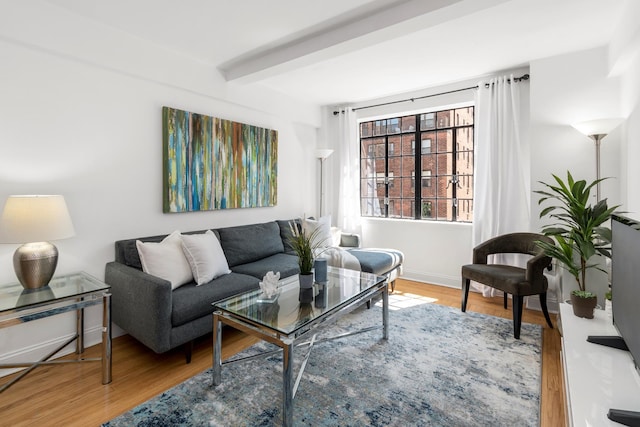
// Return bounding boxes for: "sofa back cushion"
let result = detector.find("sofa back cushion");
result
[218,221,284,267]
[115,229,220,270]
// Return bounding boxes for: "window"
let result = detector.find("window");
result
[360,106,474,222]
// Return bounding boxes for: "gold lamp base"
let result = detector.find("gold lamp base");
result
[13,242,58,290]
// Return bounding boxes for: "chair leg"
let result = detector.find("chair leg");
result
[539,292,554,329]
[461,278,471,312]
[503,292,508,309]
[512,296,524,339]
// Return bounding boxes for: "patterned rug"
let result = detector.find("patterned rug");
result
[103,297,542,426]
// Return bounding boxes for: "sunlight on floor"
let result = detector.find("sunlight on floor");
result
[375,290,438,311]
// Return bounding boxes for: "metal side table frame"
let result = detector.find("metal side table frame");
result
[0,272,112,393]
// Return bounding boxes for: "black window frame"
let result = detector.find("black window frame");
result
[359,106,474,222]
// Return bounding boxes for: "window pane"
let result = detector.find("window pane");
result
[436,110,453,128]
[456,127,473,152]
[373,120,386,136]
[388,135,401,157]
[436,153,452,175]
[436,199,453,220]
[388,198,401,218]
[458,174,473,197]
[436,130,452,153]
[387,118,401,134]
[420,112,436,130]
[455,107,474,126]
[436,176,453,198]
[458,198,473,222]
[401,115,416,132]
[402,156,415,177]
[360,122,372,137]
[456,151,473,175]
[361,198,384,217]
[421,199,434,219]
[401,135,414,156]
[402,177,415,197]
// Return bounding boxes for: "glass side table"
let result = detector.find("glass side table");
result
[0,271,112,393]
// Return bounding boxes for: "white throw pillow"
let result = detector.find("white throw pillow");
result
[181,230,231,285]
[302,215,333,248]
[136,231,193,290]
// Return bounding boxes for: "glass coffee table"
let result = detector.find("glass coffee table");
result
[212,266,388,427]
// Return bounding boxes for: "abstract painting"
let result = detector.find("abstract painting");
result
[162,106,277,213]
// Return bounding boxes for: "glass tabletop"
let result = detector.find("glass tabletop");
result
[0,272,110,313]
[213,267,386,336]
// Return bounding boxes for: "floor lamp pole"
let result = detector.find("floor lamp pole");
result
[319,157,324,217]
[590,134,605,203]
[315,148,333,218]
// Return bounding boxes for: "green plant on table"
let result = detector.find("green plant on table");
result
[287,221,324,275]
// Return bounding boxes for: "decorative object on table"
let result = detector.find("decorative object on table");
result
[162,106,278,213]
[314,258,327,283]
[299,287,314,304]
[287,220,324,289]
[571,118,624,202]
[315,148,333,217]
[257,271,280,302]
[535,171,619,318]
[0,195,75,290]
[315,283,328,309]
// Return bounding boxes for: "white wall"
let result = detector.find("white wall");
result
[0,4,321,372]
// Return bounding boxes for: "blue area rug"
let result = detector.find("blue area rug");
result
[103,297,542,426]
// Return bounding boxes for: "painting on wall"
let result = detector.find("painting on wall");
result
[162,106,278,213]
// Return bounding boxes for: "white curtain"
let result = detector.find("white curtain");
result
[473,75,531,297]
[336,108,361,234]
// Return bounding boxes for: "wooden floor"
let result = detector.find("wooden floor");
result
[0,278,565,426]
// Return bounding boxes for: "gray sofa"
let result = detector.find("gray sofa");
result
[104,219,403,361]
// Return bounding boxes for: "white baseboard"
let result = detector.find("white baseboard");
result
[0,325,106,379]
[400,269,461,289]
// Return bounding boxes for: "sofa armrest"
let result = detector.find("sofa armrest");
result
[339,233,361,248]
[105,261,173,353]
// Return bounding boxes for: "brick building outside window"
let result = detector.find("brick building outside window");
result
[360,106,474,222]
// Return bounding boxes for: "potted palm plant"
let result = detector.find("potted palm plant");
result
[288,221,324,288]
[535,171,619,318]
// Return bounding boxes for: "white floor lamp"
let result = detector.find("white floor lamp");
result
[572,118,624,202]
[315,149,334,217]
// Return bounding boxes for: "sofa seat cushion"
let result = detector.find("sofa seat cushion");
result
[218,221,285,267]
[232,253,300,280]
[346,248,404,276]
[171,272,259,327]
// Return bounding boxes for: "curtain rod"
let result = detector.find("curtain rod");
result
[333,73,530,115]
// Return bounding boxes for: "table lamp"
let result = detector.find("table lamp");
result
[0,195,75,290]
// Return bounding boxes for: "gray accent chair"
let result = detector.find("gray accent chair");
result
[460,232,554,339]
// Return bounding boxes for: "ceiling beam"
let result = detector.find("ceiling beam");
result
[219,0,510,83]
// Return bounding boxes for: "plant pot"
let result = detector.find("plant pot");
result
[299,273,314,289]
[570,293,597,319]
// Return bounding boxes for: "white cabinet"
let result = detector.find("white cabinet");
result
[560,303,640,426]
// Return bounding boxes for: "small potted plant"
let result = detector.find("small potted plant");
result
[288,221,324,288]
[535,171,619,318]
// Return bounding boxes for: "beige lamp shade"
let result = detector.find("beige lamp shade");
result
[0,195,75,289]
[0,195,75,243]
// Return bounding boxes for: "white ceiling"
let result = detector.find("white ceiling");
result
[46,0,627,107]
